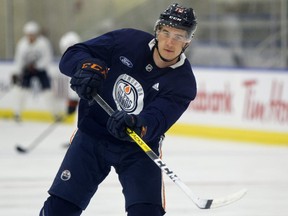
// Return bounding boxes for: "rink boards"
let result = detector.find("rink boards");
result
[0,62,287,145]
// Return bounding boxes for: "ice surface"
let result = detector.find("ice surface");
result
[1,120,288,216]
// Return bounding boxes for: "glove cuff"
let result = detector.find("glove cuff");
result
[125,114,147,138]
[78,58,108,76]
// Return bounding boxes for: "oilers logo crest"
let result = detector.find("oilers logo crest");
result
[113,74,144,114]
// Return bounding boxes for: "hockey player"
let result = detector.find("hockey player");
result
[59,31,82,116]
[40,3,197,216]
[59,31,82,147]
[13,21,54,121]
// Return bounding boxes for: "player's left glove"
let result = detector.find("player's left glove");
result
[107,110,147,142]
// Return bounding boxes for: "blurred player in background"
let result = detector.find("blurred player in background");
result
[59,31,81,147]
[40,3,197,216]
[12,21,55,121]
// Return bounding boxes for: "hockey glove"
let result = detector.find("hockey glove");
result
[70,59,108,100]
[107,110,147,142]
[11,74,21,85]
[67,99,79,115]
[23,63,36,75]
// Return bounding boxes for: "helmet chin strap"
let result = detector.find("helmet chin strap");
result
[154,39,189,63]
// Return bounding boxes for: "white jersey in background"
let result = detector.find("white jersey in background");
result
[14,35,53,73]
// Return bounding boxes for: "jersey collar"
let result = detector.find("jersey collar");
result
[148,39,186,69]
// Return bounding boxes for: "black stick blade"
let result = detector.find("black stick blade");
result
[15,145,28,153]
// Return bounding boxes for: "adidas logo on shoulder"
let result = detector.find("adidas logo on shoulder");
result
[152,83,159,91]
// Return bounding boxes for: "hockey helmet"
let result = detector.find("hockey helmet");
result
[59,31,81,54]
[155,3,197,39]
[23,21,40,35]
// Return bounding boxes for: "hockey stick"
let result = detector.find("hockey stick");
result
[92,94,247,209]
[15,118,63,154]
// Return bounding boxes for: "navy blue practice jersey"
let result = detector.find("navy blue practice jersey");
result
[59,28,197,144]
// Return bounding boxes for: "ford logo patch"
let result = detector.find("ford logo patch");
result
[120,56,133,68]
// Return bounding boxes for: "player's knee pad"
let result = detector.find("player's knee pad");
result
[127,203,165,216]
[39,195,82,216]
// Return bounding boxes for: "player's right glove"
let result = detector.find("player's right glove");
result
[11,74,21,85]
[70,58,108,100]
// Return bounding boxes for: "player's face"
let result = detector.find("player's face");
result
[156,26,190,64]
[26,33,38,44]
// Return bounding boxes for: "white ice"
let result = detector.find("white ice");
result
[1,119,288,216]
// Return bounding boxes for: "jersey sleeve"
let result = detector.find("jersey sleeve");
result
[139,70,197,142]
[14,39,26,73]
[59,31,116,77]
[35,37,53,70]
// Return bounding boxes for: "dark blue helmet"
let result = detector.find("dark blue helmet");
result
[155,3,197,39]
